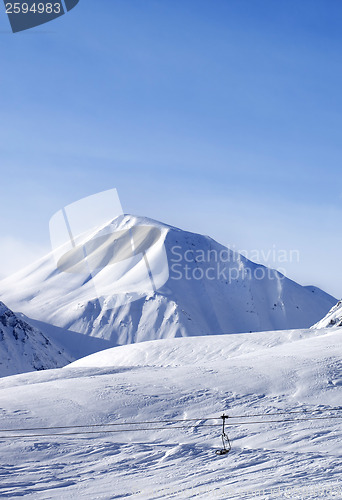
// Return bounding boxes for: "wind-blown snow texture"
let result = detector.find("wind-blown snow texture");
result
[0,301,71,377]
[0,215,336,358]
[0,328,341,498]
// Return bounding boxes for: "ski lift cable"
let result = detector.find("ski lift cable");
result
[220,407,342,419]
[0,414,341,440]
[0,407,341,434]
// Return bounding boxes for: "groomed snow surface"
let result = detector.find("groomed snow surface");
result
[0,326,341,499]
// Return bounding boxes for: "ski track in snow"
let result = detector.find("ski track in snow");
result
[0,327,341,499]
[1,440,341,499]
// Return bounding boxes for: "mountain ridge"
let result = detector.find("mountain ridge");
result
[0,301,71,377]
[311,299,342,329]
[0,214,336,359]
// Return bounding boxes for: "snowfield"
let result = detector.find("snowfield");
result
[0,326,341,499]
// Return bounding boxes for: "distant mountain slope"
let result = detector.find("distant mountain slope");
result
[0,302,71,377]
[311,299,342,329]
[0,215,336,356]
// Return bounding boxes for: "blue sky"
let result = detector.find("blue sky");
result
[0,0,342,297]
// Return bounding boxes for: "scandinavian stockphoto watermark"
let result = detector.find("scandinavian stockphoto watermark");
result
[49,189,169,309]
[169,244,300,282]
[3,0,80,33]
[49,188,299,307]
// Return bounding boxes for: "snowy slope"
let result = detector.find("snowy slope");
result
[0,215,336,357]
[311,299,342,329]
[0,301,71,377]
[0,327,341,499]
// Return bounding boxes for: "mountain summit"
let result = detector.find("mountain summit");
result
[0,215,336,357]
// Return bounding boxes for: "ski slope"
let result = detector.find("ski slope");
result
[0,326,341,499]
[0,215,336,359]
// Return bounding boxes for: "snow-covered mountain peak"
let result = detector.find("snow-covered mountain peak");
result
[81,213,175,241]
[0,215,336,358]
